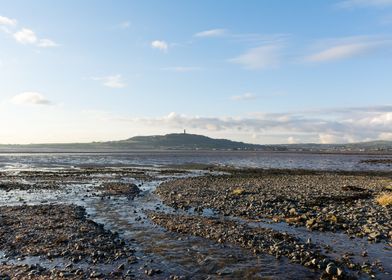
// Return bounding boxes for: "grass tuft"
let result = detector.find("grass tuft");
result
[376,192,392,207]
[232,188,245,195]
[384,185,392,191]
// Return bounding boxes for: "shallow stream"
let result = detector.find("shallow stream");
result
[0,167,390,279]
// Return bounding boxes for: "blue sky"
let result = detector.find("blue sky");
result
[0,0,391,144]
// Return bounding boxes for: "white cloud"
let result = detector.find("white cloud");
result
[5,105,389,144]
[2,104,391,145]
[337,0,392,8]
[11,92,51,105]
[162,66,201,72]
[151,40,168,52]
[13,28,58,48]
[13,28,37,44]
[91,75,127,88]
[367,112,392,125]
[194,28,227,38]
[305,36,390,63]
[230,92,257,101]
[319,133,342,144]
[0,16,58,48]
[0,15,17,26]
[287,136,299,144]
[379,132,392,140]
[13,28,58,47]
[229,45,282,70]
[108,105,392,144]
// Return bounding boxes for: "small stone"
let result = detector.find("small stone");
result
[326,262,338,275]
[90,271,103,278]
[145,269,154,276]
[145,269,162,276]
[306,218,315,227]
[369,231,381,240]
[289,208,297,215]
[337,267,343,276]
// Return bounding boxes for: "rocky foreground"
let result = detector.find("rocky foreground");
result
[154,169,392,278]
[0,167,391,279]
[148,212,348,279]
[0,167,192,279]
[0,205,136,279]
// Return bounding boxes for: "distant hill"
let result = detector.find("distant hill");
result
[0,133,266,152]
[115,133,264,150]
[0,133,391,153]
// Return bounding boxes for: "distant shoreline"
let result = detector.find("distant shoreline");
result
[0,149,392,155]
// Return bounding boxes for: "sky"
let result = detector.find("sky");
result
[0,0,391,144]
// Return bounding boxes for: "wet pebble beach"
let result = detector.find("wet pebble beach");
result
[155,169,392,279]
[0,160,390,279]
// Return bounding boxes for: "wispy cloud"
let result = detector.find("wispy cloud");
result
[306,43,371,62]
[37,38,58,47]
[11,92,52,105]
[230,92,257,101]
[194,28,287,44]
[193,30,287,70]
[337,0,392,8]
[0,15,17,26]
[0,15,58,48]
[304,36,390,63]
[151,40,168,52]
[194,28,227,38]
[230,33,289,45]
[162,66,201,73]
[91,75,127,89]
[229,45,282,70]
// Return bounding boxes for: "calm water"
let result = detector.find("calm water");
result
[0,151,391,171]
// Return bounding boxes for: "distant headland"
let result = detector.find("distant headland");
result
[0,133,391,153]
